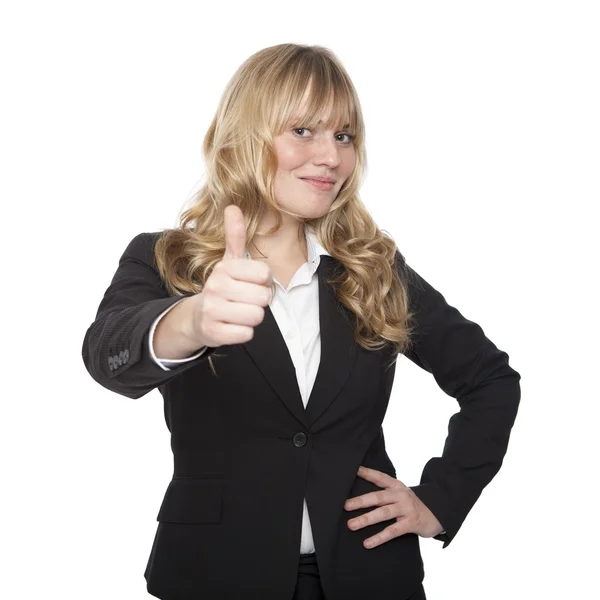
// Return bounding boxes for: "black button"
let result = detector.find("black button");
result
[293,432,307,447]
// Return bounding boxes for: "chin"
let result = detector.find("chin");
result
[275,193,336,222]
[302,197,336,218]
[298,206,330,222]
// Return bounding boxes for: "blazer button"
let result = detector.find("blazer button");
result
[293,432,307,447]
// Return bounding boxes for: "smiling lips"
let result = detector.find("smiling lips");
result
[300,177,335,191]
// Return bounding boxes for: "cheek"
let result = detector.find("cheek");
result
[276,144,310,173]
[341,149,357,178]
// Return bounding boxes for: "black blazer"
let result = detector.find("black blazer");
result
[82,232,521,600]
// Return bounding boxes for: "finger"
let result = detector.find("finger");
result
[209,300,266,328]
[224,259,273,287]
[344,489,391,511]
[363,518,413,549]
[208,321,255,345]
[356,465,404,489]
[224,205,247,260]
[219,279,273,306]
[345,483,412,511]
[347,503,403,531]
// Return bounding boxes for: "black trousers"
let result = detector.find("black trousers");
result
[292,553,427,599]
[292,554,326,599]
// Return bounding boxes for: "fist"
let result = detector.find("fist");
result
[189,205,273,348]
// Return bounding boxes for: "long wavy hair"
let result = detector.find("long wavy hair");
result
[155,43,416,373]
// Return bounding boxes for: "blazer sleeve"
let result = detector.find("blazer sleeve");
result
[395,251,521,548]
[81,232,216,399]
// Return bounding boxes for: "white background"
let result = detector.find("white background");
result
[1,1,598,598]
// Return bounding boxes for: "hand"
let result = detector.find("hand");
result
[344,466,444,549]
[189,205,273,348]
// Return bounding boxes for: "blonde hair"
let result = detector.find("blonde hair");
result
[155,43,415,373]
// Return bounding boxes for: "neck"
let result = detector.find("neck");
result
[250,210,307,263]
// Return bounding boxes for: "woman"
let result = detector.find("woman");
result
[82,43,521,599]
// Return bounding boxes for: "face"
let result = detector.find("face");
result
[271,93,356,222]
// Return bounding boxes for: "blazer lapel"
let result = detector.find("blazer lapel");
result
[304,256,358,426]
[242,255,358,429]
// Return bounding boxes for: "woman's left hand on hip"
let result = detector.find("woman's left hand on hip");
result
[344,465,444,549]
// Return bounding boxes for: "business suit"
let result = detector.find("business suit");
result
[82,232,521,600]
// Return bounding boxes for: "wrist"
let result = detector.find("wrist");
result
[179,294,203,343]
[153,294,209,359]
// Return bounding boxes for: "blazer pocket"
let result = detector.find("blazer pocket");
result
[156,478,223,524]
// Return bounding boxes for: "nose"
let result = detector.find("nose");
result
[312,136,341,169]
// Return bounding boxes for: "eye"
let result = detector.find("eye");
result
[336,132,354,144]
[292,127,311,138]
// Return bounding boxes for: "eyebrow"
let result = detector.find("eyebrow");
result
[317,119,351,128]
[290,115,351,129]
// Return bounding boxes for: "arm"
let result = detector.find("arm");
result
[396,252,521,548]
[81,232,215,399]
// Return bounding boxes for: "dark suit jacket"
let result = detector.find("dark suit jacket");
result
[82,232,521,600]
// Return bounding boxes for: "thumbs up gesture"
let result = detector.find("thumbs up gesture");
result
[189,205,274,348]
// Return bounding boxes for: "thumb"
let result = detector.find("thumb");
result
[223,204,247,260]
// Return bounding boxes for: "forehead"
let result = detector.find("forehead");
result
[288,88,351,128]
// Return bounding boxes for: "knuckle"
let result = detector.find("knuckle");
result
[202,297,218,319]
[213,261,226,275]
[389,524,403,537]
[261,265,272,282]
[254,306,265,324]
[204,278,219,295]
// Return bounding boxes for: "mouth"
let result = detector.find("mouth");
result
[300,178,335,191]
